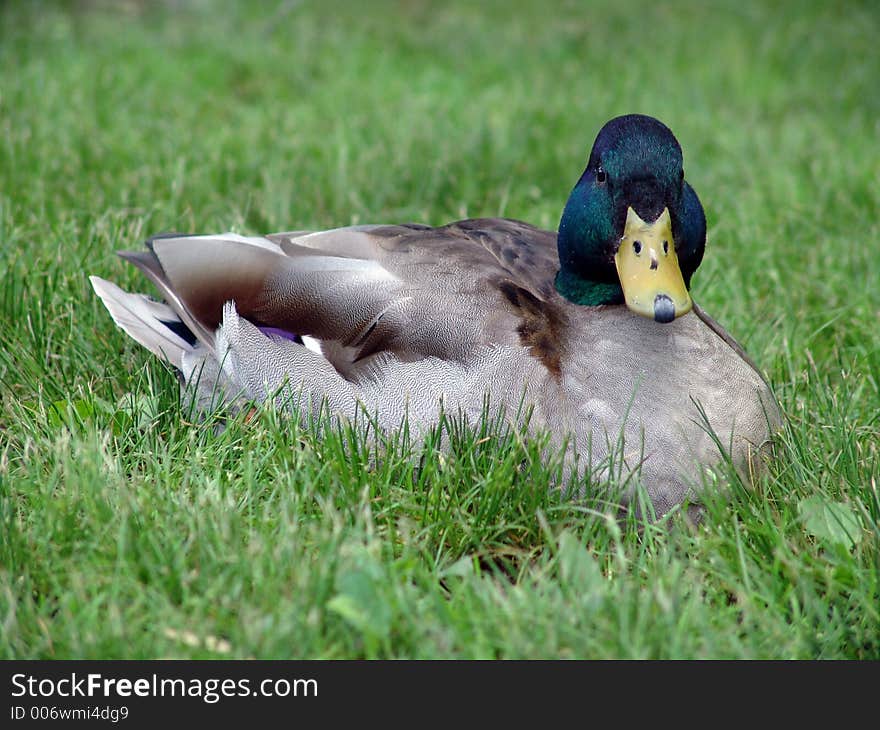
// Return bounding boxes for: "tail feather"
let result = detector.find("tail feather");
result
[89,276,194,368]
[117,249,216,349]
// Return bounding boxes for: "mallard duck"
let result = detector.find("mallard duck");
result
[91,114,779,517]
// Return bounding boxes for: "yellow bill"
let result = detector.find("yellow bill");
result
[614,207,692,323]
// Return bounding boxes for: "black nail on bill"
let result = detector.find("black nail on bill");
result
[653,294,675,323]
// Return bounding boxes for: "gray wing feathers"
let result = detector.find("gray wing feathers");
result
[274,221,562,361]
[146,232,405,350]
[117,249,216,348]
[102,221,561,373]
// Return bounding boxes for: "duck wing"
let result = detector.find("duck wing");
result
[120,219,567,372]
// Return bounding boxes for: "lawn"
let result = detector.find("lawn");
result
[1,0,878,659]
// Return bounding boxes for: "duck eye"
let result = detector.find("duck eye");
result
[663,240,669,254]
[596,167,607,184]
[633,241,642,255]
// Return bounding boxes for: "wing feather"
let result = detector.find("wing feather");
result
[110,219,565,373]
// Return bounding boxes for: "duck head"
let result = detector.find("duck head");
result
[555,114,706,322]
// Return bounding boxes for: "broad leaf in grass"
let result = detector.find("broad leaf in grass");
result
[48,397,115,430]
[797,496,863,549]
[441,554,475,579]
[326,547,392,644]
[556,530,602,587]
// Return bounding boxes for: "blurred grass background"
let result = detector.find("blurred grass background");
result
[0,0,878,658]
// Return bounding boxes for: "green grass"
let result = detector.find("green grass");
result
[1,0,878,658]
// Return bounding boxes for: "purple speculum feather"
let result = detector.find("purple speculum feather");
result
[257,326,302,344]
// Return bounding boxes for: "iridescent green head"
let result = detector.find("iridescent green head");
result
[555,114,706,322]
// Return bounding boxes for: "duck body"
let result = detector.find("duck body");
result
[91,115,780,517]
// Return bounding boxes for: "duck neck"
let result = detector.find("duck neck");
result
[554,269,623,306]
[554,178,624,307]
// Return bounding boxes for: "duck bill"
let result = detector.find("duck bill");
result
[614,207,692,323]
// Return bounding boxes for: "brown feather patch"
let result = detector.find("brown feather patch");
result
[497,280,567,376]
